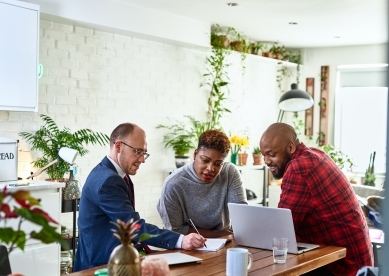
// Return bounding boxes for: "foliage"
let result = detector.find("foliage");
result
[276,64,293,93]
[19,114,110,180]
[321,144,354,171]
[252,147,261,154]
[204,25,233,129]
[110,218,157,256]
[0,187,67,256]
[156,118,196,156]
[229,135,249,155]
[364,151,376,185]
[292,112,304,136]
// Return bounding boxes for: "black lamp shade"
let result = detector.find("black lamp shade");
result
[278,83,314,112]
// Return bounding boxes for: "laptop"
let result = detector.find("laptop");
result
[146,252,202,265]
[228,203,319,254]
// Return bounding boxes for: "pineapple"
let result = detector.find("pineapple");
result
[108,219,141,276]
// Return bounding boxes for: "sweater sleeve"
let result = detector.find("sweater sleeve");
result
[225,163,248,204]
[157,174,189,234]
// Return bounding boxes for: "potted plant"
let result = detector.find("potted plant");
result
[210,24,233,49]
[364,151,376,186]
[19,114,110,181]
[229,135,249,165]
[252,147,263,165]
[157,119,196,168]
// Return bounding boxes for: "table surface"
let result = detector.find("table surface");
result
[69,235,346,276]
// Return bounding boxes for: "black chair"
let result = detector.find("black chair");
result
[0,245,12,276]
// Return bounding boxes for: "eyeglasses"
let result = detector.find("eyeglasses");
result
[117,141,150,160]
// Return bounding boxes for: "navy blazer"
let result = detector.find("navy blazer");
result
[74,157,180,271]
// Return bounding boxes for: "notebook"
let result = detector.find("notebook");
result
[195,238,228,252]
[146,252,202,265]
[228,203,319,254]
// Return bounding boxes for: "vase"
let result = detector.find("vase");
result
[175,156,190,168]
[230,154,238,165]
[108,244,141,276]
[238,153,248,166]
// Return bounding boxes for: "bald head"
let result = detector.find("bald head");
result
[260,123,298,147]
[259,123,299,179]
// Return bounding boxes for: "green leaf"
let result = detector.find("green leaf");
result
[0,228,26,250]
[138,233,158,242]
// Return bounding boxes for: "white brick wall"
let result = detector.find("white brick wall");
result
[0,18,285,229]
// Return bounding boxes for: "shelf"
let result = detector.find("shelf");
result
[230,50,302,68]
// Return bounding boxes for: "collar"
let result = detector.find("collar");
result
[106,155,126,178]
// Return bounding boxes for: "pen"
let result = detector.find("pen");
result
[188,218,207,248]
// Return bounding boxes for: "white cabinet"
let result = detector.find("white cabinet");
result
[0,0,39,112]
[5,181,64,276]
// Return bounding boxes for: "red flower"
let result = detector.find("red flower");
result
[31,208,58,224]
[0,203,18,218]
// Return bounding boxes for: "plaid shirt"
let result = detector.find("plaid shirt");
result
[278,143,373,276]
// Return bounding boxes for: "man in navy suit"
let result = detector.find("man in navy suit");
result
[74,123,206,271]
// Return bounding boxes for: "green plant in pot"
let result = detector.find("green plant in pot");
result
[19,114,110,181]
[157,119,196,168]
[252,147,263,165]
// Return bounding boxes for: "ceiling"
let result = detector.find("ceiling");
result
[120,0,388,48]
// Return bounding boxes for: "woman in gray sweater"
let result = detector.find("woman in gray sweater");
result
[157,129,247,238]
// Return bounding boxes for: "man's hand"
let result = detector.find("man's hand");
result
[181,233,207,250]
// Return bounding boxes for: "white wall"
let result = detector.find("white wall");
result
[22,0,210,48]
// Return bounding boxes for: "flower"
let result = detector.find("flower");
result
[0,187,66,255]
[229,135,250,155]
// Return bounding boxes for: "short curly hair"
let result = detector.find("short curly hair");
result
[197,129,230,156]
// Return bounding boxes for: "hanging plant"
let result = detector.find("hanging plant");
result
[202,25,233,129]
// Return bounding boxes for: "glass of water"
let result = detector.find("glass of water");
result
[272,238,289,264]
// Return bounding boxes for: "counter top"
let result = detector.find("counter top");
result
[0,180,65,191]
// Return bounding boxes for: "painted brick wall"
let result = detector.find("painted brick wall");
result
[0,18,282,229]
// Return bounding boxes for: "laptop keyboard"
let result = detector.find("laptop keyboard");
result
[298,246,308,251]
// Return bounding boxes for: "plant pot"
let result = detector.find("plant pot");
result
[175,156,190,168]
[230,154,238,165]
[211,35,229,48]
[262,52,271,58]
[252,153,263,165]
[230,41,244,52]
[238,153,248,166]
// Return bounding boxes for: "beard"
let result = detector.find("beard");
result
[271,153,292,179]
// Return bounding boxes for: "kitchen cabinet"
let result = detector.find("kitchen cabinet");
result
[0,0,39,112]
[5,181,64,276]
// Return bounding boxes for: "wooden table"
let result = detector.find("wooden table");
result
[69,236,346,276]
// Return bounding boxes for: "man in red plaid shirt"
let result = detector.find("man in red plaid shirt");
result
[260,123,373,276]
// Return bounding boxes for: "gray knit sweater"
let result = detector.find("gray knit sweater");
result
[157,161,247,234]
